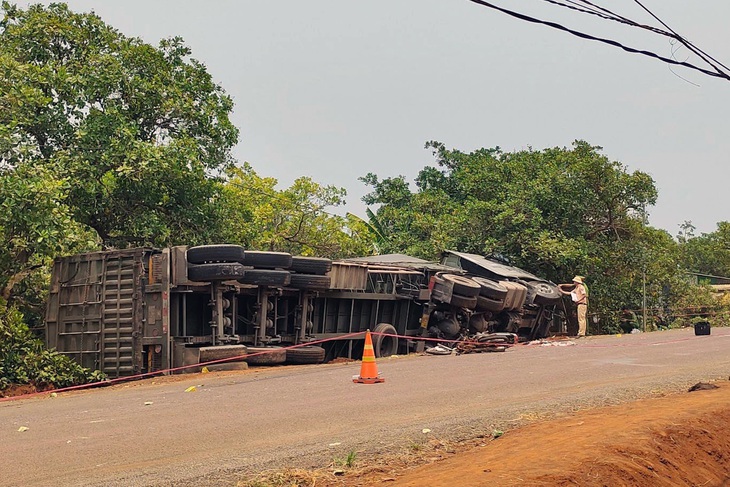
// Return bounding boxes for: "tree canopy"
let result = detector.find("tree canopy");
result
[678,221,730,278]
[1,1,729,346]
[219,163,373,258]
[0,2,238,247]
[361,140,667,318]
[0,164,93,301]
[363,141,656,261]
[0,1,242,305]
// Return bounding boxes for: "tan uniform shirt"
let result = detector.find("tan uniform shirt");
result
[571,284,587,305]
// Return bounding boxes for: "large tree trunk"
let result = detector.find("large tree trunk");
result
[1,265,42,301]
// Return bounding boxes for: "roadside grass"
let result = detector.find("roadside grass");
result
[236,434,493,486]
[334,450,358,468]
[238,469,328,487]
[238,450,359,487]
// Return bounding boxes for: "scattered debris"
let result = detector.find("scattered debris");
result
[201,366,209,374]
[18,426,29,432]
[144,401,153,406]
[527,338,576,347]
[329,357,357,364]
[456,333,516,354]
[328,442,341,447]
[184,386,197,393]
[422,429,432,434]
[425,344,452,355]
[492,430,504,439]
[688,382,719,392]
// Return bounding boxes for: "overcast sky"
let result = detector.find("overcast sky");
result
[17,1,730,236]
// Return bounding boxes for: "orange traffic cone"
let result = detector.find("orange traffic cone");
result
[353,330,385,384]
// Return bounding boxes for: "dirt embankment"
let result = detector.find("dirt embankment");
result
[249,382,730,487]
[384,382,730,487]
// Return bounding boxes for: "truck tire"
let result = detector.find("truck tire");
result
[288,273,331,290]
[245,346,286,365]
[290,256,332,275]
[440,274,481,298]
[239,269,291,287]
[285,345,326,364]
[187,262,246,281]
[243,251,293,269]
[187,244,245,264]
[476,295,505,312]
[471,277,508,300]
[372,323,399,358]
[529,280,562,305]
[450,293,478,309]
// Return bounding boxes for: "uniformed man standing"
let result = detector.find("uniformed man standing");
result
[559,276,588,337]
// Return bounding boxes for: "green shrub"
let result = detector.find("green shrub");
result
[669,284,730,328]
[0,303,104,391]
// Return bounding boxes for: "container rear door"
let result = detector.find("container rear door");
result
[46,254,104,372]
[46,250,145,377]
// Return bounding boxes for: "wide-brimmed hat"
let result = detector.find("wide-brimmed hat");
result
[572,276,584,284]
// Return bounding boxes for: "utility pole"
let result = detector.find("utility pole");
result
[642,267,647,332]
[641,202,648,332]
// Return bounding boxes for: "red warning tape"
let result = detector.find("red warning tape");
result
[0,331,513,402]
[579,332,725,349]
[0,331,364,403]
[0,331,372,402]
[1,329,721,402]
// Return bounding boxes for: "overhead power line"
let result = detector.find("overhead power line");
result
[467,0,730,82]
[559,0,729,75]
[629,0,730,74]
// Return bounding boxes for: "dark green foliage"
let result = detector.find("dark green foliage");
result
[0,2,238,248]
[219,164,374,258]
[361,140,689,323]
[679,221,730,277]
[0,304,104,391]
[0,1,239,313]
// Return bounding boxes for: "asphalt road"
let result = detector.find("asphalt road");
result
[2,328,729,487]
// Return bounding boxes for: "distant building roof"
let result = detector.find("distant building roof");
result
[687,272,730,286]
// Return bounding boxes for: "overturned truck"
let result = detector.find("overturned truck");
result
[45,246,565,378]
